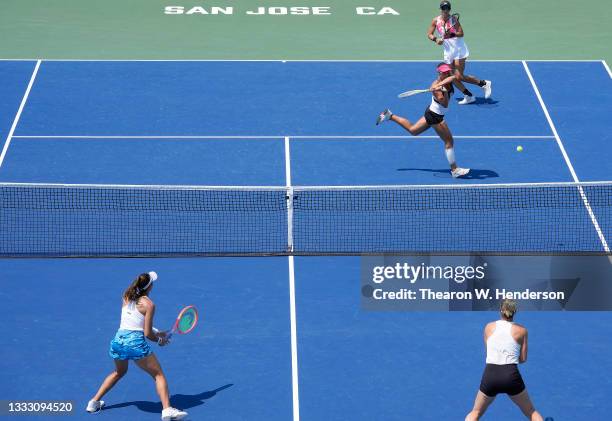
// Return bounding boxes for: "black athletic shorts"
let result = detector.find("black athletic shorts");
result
[424,107,444,126]
[479,364,526,397]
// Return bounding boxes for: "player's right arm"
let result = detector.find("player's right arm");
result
[430,80,449,107]
[427,18,442,45]
[431,75,456,92]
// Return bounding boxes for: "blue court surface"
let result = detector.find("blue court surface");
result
[0,60,611,420]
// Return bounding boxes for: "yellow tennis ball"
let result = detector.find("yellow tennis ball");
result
[517,145,523,152]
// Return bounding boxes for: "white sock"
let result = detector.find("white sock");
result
[445,148,456,166]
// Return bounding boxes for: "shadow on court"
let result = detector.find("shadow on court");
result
[396,168,500,180]
[103,384,233,413]
[455,97,500,107]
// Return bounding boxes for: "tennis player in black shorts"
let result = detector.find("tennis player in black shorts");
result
[465,299,544,421]
[376,62,470,178]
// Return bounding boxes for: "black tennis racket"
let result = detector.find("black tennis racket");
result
[441,13,460,39]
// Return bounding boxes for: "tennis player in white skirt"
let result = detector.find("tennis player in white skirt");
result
[427,1,492,104]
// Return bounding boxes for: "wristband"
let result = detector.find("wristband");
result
[155,331,165,345]
[152,327,162,344]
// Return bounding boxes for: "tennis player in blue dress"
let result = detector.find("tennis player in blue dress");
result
[86,272,188,420]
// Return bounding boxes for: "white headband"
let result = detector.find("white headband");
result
[140,271,158,291]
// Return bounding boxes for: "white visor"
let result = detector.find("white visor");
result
[140,271,158,290]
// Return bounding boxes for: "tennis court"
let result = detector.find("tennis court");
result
[0,58,611,420]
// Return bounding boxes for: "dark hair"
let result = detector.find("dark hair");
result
[440,1,451,11]
[123,273,153,301]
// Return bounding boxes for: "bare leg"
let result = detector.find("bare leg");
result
[135,354,171,409]
[509,390,544,421]
[452,66,469,93]
[432,121,457,171]
[91,360,128,401]
[390,115,430,136]
[454,58,483,86]
[465,391,496,421]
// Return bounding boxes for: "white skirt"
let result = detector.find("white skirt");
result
[443,38,470,63]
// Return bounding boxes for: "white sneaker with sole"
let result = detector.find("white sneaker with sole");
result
[451,167,470,178]
[376,109,393,125]
[482,80,492,99]
[457,95,476,105]
[161,407,188,421]
[86,400,105,414]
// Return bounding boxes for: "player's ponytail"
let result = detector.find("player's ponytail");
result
[123,273,153,301]
[500,299,517,320]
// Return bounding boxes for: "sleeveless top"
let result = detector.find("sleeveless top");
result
[119,300,145,331]
[435,15,467,52]
[486,320,521,365]
[435,15,459,36]
[429,88,452,115]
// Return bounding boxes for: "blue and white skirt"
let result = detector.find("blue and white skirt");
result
[109,330,152,360]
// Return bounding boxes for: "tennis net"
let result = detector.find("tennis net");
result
[1,181,610,256]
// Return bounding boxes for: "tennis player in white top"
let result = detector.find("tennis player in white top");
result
[427,1,492,104]
[465,299,544,421]
[376,62,470,178]
[86,272,188,421]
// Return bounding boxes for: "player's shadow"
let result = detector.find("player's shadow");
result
[456,97,499,107]
[103,383,233,414]
[396,168,499,180]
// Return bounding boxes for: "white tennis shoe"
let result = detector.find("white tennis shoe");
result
[457,95,476,105]
[451,167,470,178]
[376,109,393,125]
[482,80,492,99]
[86,400,105,414]
[161,407,188,420]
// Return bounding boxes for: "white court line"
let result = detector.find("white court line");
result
[11,135,555,140]
[284,136,300,421]
[602,60,612,78]
[522,61,610,253]
[0,58,606,62]
[3,180,610,190]
[0,60,41,169]
[285,137,295,251]
[0,182,287,190]
[13,135,286,139]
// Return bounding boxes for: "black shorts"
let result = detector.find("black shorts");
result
[424,107,444,126]
[479,364,526,397]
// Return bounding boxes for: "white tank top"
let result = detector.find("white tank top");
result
[119,300,145,331]
[429,94,448,115]
[486,320,521,365]
[435,15,468,55]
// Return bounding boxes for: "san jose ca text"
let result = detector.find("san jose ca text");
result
[164,6,400,16]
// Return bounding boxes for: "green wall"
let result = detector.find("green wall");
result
[0,1,609,62]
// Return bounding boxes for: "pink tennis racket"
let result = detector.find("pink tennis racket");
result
[167,305,199,339]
